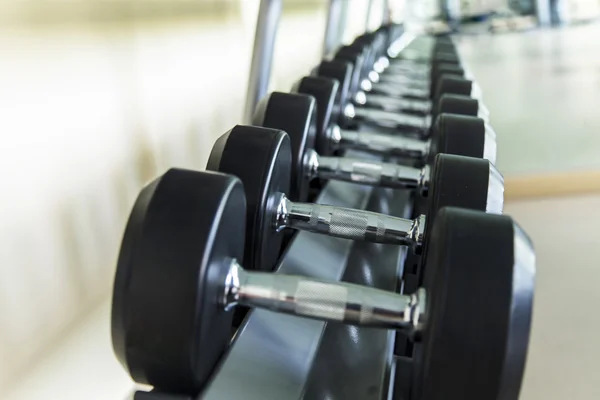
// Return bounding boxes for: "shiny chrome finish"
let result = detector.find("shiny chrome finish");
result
[337,128,430,159]
[273,193,425,248]
[322,0,343,58]
[487,164,504,214]
[304,149,320,179]
[387,32,417,58]
[353,107,429,131]
[314,154,423,190]
[243,0,282,124]
[369,82,430,99]
[358,93,431,114]
[222,259,425,331]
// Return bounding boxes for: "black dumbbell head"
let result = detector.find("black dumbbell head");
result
[434,75,480,99]
[207,125,291,271]
[111,169,245,394]
[252,92,316,202]
[417,207,534,399]
[431,51,460,65]
[294,76,339,156]
[427,153,504,234]
[434,94,479,120]
[430,64,465,95]
[316,60,353,121]
[429,114,496,164]
[333,50,364,96]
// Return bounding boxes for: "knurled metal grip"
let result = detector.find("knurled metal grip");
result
[274,194,425,248]
[337,130,429,159]
[315,155,423,190]
[223,260,425,330]
[361,94,432,115]
[354,108,429,131]
[371,83,429,99]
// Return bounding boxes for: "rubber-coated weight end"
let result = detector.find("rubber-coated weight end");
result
[111,169,245,394]
[426,154,501,231]
[418,207,535,400]
[295,76,339,156]
[316,60,354,122]
[431,51,460,66]
[252,92,317,202]
[430,114,487,161]
[434,75,473,100]
[433,94,478,121]
[207,125,292,271]
[334,49,364,98]
[430,64,465,96]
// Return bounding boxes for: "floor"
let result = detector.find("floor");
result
[458,23,600,176]
[505,195,600,400]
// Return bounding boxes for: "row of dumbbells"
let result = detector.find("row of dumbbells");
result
[111,27,535,400]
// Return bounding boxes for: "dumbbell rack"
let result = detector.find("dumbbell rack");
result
[134,151,413,400]
[121,1,532,398]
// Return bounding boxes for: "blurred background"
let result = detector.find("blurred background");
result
[1,0,599,399]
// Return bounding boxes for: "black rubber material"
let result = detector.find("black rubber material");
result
[417,207,530,400]
[333,50,364,98]
[434,75,473,99]
[430,64,465,96]
[207,125,291,271]
[111,169,245,394]
[346,43,375,77]
[430,114,486,160]
[316,60,353,123]
[426,153,490,232]
[433,94,479,120]
[253,92,317,202]
[433,42,456,55]
[295,76,339,156]
[431,51,460,66]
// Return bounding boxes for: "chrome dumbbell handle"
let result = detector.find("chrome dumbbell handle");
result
[355,92,431,114]
[370,82,430,99]
[336,128,430,159]
[274,193,425,248]
[313,153,426,191]
[353,107,430,131]
[223,259,425,331]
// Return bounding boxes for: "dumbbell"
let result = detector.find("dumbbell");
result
[345,35,464,95]
[331,48,476,113]
[251,90,500,208]
[111,168,534,398]
[293,76,495,167]
[317,60,487,132]
[335,38,472,102]
[207,126,502,273]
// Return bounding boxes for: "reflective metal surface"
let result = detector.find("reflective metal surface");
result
[322,0,343,58]
[243,0,282,124]
[314,154,423,190]
[275,194,423,248]
[203,179,374,400]
[354,107,428,131]
[202,166,413,399]
[364,94,432,114]
[222,259,424,331]
[338,128,430,158]
[303,185,414,400]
